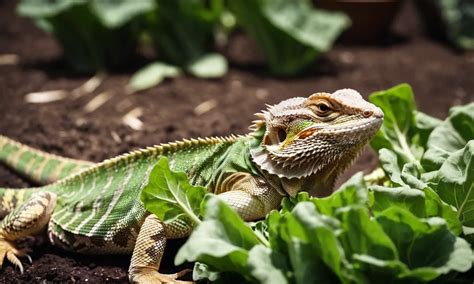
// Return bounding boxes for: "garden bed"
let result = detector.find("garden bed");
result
[0,1,473,282]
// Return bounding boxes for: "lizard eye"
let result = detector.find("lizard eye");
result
[315,103,332,116]
[318,103,330,112]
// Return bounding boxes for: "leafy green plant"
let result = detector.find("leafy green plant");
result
[140,83,474,283]
[416,0,474,50]
[17,0,155,72]
[17,0,350,89]
[144,0,223,68]
[176,180,472,283]
[228,0,350,76]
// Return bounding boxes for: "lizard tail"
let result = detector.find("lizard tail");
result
[0,135,94,185]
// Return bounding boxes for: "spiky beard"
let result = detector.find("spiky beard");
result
[250,120,379,180]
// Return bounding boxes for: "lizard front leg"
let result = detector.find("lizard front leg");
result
[0,191,56,273]
[129,173,282,282]
[129,215,193,283]
[217,172,283,221]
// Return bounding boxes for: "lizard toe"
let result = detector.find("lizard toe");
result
[0,238,30,274]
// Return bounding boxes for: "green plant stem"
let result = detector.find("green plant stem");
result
[253,229,270,247]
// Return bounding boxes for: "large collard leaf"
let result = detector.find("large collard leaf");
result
[311,172,369,216]
[372,148,462,234]
[175,195,261,280]
[379,145,437,189]
[424,187,463,236]
[337,206,398,261]
[283,202,356,283]
[370,185,426,218]
[422,103,474,171]
[378,148,431,189]
[228,0,349,75]
[370,184,462,235]
[376,207,473,279]
[369,84,424,166]
[415,111,443,149]
[435,141,474,234]
[369,185,462,235]
[247,245,290,284]
[141,156,205,225]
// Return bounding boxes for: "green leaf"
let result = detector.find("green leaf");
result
[378,148,407,186]
[17,0,143,73]
[414,111,442,149]
[424,188,462,235]
[369,83,423,166]
[351,254,413,282]
[247,245,290,284]
[141,156,205,225]
[17,0,80,17]
[266,211,288,254]
[228,0,349,75]
[378,148,428,189]
[370,185,426,218]
[128,62,181,92]
[376,207,473,276]
[435,141,474,229]
[370,149,462,234]
[175,195,260,279]
[145,0,220,66]
[187,53,228,78]
[280,191,310,214]
[192,262,221,282]
[422,103,474,171]
[284,202,352,283]
[312,172,368,216]
[427,0,474,49]
[337,206,398,261]
[91,0,155,28]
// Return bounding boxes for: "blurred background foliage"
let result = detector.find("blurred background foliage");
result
[16,0,474,91]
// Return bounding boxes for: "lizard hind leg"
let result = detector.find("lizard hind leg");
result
[129,214,193,284]
[0,191,57,273]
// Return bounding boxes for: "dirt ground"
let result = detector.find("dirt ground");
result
[0,0,473,282]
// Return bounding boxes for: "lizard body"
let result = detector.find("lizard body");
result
[0,89,383,282]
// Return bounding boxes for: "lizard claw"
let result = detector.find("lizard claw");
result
[130,267,193,283]
[0,238,31,274]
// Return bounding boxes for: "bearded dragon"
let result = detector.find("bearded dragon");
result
[0,89,383,283]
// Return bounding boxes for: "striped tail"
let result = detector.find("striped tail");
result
[0,135,94,185]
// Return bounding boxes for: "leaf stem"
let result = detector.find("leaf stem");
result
[457,183,474,220]
[253,229,270,247]
[394,123,422,169]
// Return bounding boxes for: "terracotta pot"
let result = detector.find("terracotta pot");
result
[314,0,403,43]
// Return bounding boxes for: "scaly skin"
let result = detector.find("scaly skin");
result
[0,89,383,283]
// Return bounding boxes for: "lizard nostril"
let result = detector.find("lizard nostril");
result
[362,110,373,118]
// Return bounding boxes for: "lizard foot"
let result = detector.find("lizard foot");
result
[130,267,193,283]
[0,238,32,273]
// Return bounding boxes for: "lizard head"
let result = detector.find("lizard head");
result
[250,89,383,196]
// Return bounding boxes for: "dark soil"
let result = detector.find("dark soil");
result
[0,0,473,283]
